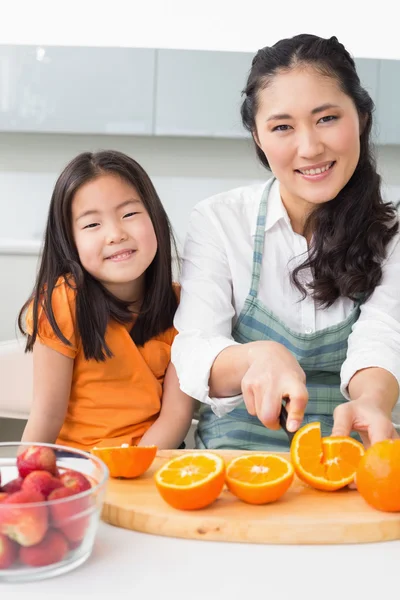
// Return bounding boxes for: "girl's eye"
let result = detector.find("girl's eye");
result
[123,212,138,218]
[83,223,99,229]
[272,124,291,132]
[319,115,338,123]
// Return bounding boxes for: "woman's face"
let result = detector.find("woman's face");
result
[254,66,362,217]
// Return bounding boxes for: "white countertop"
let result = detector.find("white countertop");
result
[1,522,399,599]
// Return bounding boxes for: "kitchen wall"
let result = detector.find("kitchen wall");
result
[2,134,400,440]
[1,132,400,342]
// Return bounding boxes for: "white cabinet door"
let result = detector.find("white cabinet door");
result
[354,58,380,143]
[375,59,400,145]
[154,49,253,138]
[0,46,155,134]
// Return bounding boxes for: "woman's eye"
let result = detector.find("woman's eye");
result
[319,115,338,123]
[272,124,291,132]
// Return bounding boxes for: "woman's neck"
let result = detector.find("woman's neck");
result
[279,185,314,241]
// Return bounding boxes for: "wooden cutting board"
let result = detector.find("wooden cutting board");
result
[100,450,400,545]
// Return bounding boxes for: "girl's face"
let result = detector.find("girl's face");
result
[72,173,157,302]
[253,66,362,220]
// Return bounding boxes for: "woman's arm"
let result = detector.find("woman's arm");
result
[138,362,196,449]
[348,367,398,412]
[333,367,399,446]
[336,234,400,444]
[210,340,308,431]
[172,199,308,431]
[21,342,73,444]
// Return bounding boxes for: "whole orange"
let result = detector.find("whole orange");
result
[356,439,400,512]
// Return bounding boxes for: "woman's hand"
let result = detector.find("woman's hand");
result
[241,341,308,432]
[332,397,399,448]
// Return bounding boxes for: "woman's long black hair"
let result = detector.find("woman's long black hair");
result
[241,33,398,306]
[18,150,178,360]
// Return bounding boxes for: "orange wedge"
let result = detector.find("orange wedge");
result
[91,444,157,479]
[154,452,225,510]
[226,453,294,505]
[290,422,364,491]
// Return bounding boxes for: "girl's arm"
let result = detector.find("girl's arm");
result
[21,342,73,444]
[138,362,196,449]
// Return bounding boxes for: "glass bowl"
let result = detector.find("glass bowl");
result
[0,441,109,583]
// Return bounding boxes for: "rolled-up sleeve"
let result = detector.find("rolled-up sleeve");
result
[340,233,400,424]
[171,202,242,417]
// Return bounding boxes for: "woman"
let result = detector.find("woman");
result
[171,33,400,451]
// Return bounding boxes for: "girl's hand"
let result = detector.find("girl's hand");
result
[241,341,308,432]
[332,397,399,449]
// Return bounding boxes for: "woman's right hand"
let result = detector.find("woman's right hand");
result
[241,341,308,432]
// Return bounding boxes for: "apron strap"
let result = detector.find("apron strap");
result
[249,178,275,297]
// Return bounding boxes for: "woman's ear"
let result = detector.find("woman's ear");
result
[253,129,261,149]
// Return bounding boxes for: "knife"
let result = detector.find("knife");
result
[279,403,295,445]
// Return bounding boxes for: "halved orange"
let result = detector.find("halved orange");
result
[91,444,157,479]
[290,422,364,491]
[154,452,225,510]
[226,453,294,505]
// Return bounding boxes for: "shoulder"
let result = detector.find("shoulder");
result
[26,274,78,343]
[194,180,269,215]
[187,180,271,238]
[50,275,78,313]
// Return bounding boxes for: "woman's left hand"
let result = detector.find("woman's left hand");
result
[331,397,399,449]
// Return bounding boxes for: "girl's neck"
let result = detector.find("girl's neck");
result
[102,275,145,307]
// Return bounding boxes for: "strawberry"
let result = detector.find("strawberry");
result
[48,487,91,544]
[1,477,23,494]
[59,469,91,494]
[19,529,69,567]
[0,493,9,502]
[0,533,19,569]
[0,490,48,546]
[22,470,63,499]
[17,446,58,479]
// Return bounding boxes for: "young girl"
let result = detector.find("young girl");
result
[18,150,195,451]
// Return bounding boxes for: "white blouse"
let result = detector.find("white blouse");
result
[172,178,400,424]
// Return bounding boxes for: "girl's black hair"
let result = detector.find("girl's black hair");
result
[18,150,178,360]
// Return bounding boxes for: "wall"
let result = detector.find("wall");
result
[1,133,400,439]
[1,133,400,341]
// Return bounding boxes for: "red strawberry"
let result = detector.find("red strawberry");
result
[48,487,90,544]
[19,529,69,567]
[1,477,23,494]
[59,470,91,494]
[68,539,83,550]
[0,533,19,569]
[17,446,57,479]
[0,490,48,546]
[22,470,63,499]
[0,493,9,502]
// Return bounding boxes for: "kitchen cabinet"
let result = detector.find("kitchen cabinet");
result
[354,58,380,142]
[0,45,155,135]
[154,49,252,138]
[375,59,400,145]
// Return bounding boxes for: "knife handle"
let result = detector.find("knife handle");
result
[279,403,295,445]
